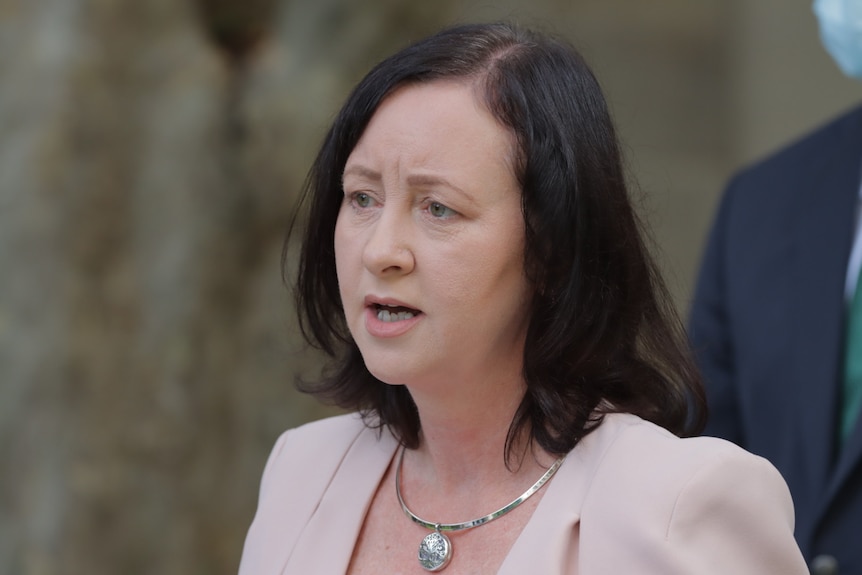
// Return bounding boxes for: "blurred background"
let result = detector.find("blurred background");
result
[0,0,858,573]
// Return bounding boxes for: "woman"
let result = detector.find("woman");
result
[238,22,808,574]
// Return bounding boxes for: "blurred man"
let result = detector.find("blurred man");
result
[689,1,862,573]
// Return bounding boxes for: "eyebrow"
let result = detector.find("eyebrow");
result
[342,165,381,184]
[342,165,477,206]
[406,173,470,198]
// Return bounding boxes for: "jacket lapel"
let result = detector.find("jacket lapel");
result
[799,111,862,518]
[496,415,635,575]
[828,416,862,504]
[284,422,398,574]
[496,451,585,575]
[790,156,857,502]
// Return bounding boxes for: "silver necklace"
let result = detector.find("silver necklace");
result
[394,446,565,572]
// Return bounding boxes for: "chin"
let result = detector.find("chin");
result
[362,362,409,387]
[354,339,420,386]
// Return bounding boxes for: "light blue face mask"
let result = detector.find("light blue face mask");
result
[814,0,862,78]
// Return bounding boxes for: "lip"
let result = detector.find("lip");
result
[363,295,419,308]
[363,295,423,338]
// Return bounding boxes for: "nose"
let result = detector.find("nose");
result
[361,208,415,276]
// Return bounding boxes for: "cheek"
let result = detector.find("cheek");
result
[333,210,347,256]
[334,217,356,296]
[433,243,527,306]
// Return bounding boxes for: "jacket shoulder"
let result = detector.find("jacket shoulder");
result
[576,414,806,574]
[583,414,757,495]
[579,413,794,539]
[284,412,370,449]
[732,103,862,186]
[261,413,374,488]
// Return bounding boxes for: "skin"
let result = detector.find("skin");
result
[336,79,532,431]
[337,81,557,574]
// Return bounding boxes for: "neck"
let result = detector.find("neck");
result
[419,417,517,486]
[402,376,555,506]
[412,384,518,471]
[396,407,558,527]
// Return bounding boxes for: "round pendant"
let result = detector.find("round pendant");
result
[418,531,452,571]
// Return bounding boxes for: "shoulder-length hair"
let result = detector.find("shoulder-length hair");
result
[289,21,706,461]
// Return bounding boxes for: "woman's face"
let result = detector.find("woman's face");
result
[335,81,531,394]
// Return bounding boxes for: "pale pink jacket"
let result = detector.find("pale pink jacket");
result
[238,412,808,574]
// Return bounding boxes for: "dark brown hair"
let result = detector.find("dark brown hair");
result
[288,21,706,461]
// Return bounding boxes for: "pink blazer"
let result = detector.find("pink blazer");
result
[238,412,808,574]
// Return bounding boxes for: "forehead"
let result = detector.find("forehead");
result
[346,80,517,175]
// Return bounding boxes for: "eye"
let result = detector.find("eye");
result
[351,192,372,208]
[428,201,455,218]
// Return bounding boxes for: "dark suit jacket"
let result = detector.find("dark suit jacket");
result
[689,104,862,574]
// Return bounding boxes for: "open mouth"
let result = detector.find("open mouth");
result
[373,303,420,322]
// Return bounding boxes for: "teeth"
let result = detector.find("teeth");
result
[377,309,415,322]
